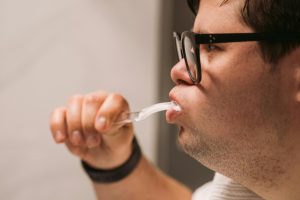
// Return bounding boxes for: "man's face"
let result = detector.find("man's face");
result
[168,0,293,185]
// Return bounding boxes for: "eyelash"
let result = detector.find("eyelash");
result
[205,44,219,52]
[198,44,220,53]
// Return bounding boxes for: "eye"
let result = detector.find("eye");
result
[206,44,218,52]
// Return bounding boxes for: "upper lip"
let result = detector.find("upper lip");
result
[167,89,184,125]
[169,88,181,108]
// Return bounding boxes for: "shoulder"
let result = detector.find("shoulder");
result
[192,181,213,200]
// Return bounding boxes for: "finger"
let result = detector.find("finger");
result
[81,91,107,148]
[85,133,101,149]
[66,95,85,146]
[49,107,68,143]
[65,140,87,158]
[95,93,130,134]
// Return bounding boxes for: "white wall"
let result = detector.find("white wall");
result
[0,0,162,199]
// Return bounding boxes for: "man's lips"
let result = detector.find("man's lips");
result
[166,90,183,123]
[166,108,182,123]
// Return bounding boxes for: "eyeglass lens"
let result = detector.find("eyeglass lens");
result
[183,36,198,82]
[175,35,183,60]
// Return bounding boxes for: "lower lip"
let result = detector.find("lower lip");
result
[166,107,182,123]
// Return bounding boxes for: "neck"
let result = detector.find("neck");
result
[249,125,300,200]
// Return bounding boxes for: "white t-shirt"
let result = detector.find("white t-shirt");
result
[192,173,264,200]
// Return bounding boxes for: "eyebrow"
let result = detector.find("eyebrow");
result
[199,30,211,34]
[193,27,211,34]
[219,0,230,6]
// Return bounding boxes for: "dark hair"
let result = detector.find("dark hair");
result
[187,0,300,63]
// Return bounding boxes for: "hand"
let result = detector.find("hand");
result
[49,91,134,169]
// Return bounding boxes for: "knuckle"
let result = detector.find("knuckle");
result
[50,107,65,129]
[69,146,80,155]
[50,120,59,131]
[110,93,128,107]
[68,94,83,104]
[85,94,99,103]
[53,107,66,116]
[84,91,108,105]
[84,94,99,103]
[110,93,122,100]
[82,123,95,134]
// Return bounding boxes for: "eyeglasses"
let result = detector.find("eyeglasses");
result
[173,31,300,84]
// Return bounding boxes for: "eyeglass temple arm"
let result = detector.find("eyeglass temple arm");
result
[195,33,300,44]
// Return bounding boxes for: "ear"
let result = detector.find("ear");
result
[288,47,300,102]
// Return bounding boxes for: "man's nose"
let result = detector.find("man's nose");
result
[170,59,194,85]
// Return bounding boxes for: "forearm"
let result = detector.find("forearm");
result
[92,156,192,200]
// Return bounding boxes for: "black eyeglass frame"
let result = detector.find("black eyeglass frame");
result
[173,31,300,84]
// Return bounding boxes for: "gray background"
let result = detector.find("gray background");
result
[0,0,213,199]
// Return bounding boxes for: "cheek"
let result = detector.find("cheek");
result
[189,56,274,138]
[200,89,263,137]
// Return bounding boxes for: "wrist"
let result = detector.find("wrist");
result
[81,137,142,183]
[86,145,133,170]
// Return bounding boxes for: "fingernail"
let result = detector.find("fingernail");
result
[56,130,65,142]
[72,130,82,145]
[86,135,98,148]
[96,116,106,130]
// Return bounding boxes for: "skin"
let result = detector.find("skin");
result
[50,91,191,200]
[169,0,300,199]
[50,0,300,199]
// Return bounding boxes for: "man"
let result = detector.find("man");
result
[49,0,300,199]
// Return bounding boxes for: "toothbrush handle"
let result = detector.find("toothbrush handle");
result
[114,112,139,125]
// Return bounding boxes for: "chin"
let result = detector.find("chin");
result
[177,126,195,155]
[176,125,214,165]
[177,126,187,144]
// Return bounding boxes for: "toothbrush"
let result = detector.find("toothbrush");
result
[115,101,181,125]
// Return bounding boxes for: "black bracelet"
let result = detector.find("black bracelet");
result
[81,137,141,183]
